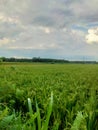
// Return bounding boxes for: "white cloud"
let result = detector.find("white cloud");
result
[62,28,67,32]
[38,26,53,34]
[86,27,98,44]
[9,46,46,50]
[0,13,20,24]
[13,56,30,59]
[0,37,15,46]
[44,28,51,34]
[8,42,61,50]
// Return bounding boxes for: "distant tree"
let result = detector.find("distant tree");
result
[0,58,3,62]
[0,57,3,64]
[0,57,6,62]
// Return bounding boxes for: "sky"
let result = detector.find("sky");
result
[0,0,98,61]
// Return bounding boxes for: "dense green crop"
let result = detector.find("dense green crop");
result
[0,63,98,130]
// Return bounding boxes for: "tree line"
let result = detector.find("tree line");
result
[0,57,97,64]
[0,57,69,63]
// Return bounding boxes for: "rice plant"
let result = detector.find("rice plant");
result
[0,63,98,129]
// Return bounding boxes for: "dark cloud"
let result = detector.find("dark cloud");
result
[32,16,55,27]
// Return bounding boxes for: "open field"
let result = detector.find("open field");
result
[0,63,98,130]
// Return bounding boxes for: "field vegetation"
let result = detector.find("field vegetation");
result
[0,63,98,130]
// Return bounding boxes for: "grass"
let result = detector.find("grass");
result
[0,63,98,129]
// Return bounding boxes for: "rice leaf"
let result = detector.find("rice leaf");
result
[27,98,36,130]
[42,92,53,130]
[0,114,14,129]
[71,111,84,130]
[28,98,33,115]
[36,101,41,130]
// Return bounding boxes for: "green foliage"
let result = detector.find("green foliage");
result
[0,114,14,129]
[85,89,98,130]
[41,92,53,130]
[70,111,84,130]
[27,92,53,130]
[0,107,9,121]
[0,63,98,129]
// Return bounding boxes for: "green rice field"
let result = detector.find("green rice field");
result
[0,63,98,130]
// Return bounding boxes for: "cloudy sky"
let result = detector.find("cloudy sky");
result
[0,0,98,61]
